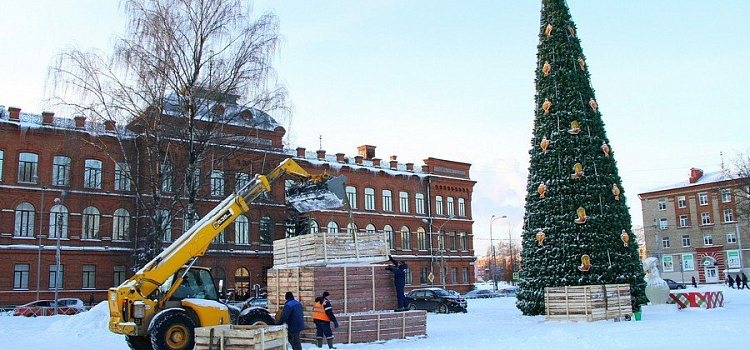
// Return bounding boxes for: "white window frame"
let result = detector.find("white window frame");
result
[415,193,425,215]
[657,199,666,211]
[112,208,130,241]
[364,188,375,211]
[701,212,711,225]
[83,159,103,189]
[81,206,101,239]
[346,186,357,209]
[727,232,737,244]
[662,256,674,272]
[14,264,30,290]
[677,196,686,208]
[49,205,69,239]
[703,234,713,246]
[659,218,668,230]
[679,215,689,228]
[435,196,444,216]
[82,265,96,289]
[682,254,695,271]
[114,162,131,191]
[447,197,455,216]
[18,152,38,183]
[49,264,64,289]
[210,170,224,197]
[698,192,708,206]
[236,172,250,191]
[417,228,427,250]
[400,226,411,250]
[0,149,4,181]
[52,156,71,187]
[161,210,172,242]
[458,198,466,217]
[382,190,393,212]
[399,191,409,213]
[682,234,690,247]
[161,163,174,193]
[385,225,394,250]
[326,221,339,234]
[661,237,670,249]
[723,209,734,223]
[721,189,732,203]
[14,202,35,237]
[235,215,250,245]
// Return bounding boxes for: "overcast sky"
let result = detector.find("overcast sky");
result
[1,0,748,256]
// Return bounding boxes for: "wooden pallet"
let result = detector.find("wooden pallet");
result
[194,324,287,350]
[314,310,427,344]
[273,230,389,267]
[544,284,633,322]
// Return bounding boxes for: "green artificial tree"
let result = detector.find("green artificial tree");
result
[516,0,647,316]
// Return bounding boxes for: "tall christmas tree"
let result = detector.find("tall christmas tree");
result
[516,0,646,316]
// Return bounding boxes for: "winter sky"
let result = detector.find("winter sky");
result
[1,0,748,256]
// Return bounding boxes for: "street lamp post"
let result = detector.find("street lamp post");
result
[422,215,454,288]
[36,186,47,301]
[489,215,506,291]
[53,197,63,314]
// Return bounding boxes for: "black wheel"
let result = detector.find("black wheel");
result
[437,304,448,314]
[407,303,417,310]
[239,308,275,326]
[150,311,196,350]
[126,335,153,350]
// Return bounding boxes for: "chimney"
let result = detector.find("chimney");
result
[316,149,326,160]
[357,145,377,160]
[354,155,363,165]
[389,155,398,169]
[336,153,345,163]
[422,165,430,173]
[42,111,55,125]
[8,107,20,121]
[74,115,87,129]
[296,147,306,158]
[406,162,414,172]
[689,168,704,184]
[104,120,116,131]
[372,158,381,167]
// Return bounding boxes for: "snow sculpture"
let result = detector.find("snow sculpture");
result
[643,257,670,304]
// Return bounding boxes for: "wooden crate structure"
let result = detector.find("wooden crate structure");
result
[194,324,287,350]
[267,265,397,315]
[544,284,633,322]
[273,230,389,267]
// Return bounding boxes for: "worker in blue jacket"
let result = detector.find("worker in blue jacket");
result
[277,292,304,350]
[386,255,409,311]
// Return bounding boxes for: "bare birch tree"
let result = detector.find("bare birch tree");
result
[47,0,288,267]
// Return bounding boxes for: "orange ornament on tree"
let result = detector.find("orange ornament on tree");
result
[621,230,630,247]
[568,120,581,135]
[571,162,584,178]
[568,25,576,38]
[540,136,550,153]
[578,57,586,71]
[601,141,610,157]
[538,182,547,198]
[542,99,552,115]
[574,207,587,224]
[589,98,598,112]
[612,184,621,201]
[536,230,546,246]
[545,23,553,37]
[542,61,551,77]
[578,255,591,272]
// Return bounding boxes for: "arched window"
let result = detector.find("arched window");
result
[365,224,376,233]
[347,222,358,234]
[112,208,130,241]
[260,216,273,244]
[326,221,339,234]
[417,227,427,250]
[235,268,250,300]
[81,207,100,239]
[14,202,35,237]
[384,225,394,250]
[49,204,69,239]
[309,220,319,234]
[235,215,250,245]
[401,226,411,250]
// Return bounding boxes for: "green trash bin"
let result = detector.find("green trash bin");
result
[634,311,642,321]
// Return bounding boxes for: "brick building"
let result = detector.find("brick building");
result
[0,105,475,306]
[639,168,749,285]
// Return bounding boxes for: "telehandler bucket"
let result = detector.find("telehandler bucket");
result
[286,175,347,212]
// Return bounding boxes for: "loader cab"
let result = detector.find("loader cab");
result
[158,267,220,303]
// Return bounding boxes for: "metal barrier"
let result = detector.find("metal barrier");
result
[0,305,92,317]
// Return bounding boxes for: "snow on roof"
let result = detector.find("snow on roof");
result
[643,169,744,194]
[161,92,281,131]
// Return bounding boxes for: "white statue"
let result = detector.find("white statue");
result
[643,257,670,304]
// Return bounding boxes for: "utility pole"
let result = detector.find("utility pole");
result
[490,215,506,291]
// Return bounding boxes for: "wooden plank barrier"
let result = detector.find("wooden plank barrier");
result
[544,284,633,322]
[273,230,389,267]
[194,324,287,350]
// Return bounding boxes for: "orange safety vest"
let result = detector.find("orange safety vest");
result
[312,301,330,322]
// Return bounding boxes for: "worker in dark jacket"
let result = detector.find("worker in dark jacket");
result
[385,255,409,311]
[277,292,304,350]
[313,291,339,349]
[742,273,749,289]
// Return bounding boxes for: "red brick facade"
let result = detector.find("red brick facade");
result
[0,107,475,306]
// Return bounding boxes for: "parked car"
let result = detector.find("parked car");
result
[664,279,686,290]
[406,287,467,313]
[463,289,500,299]
[57,298,85,311]
[498,287,519,297]
[446,290,461,297]
[13,300,78,317]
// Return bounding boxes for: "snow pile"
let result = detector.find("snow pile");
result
[1,285,749,350]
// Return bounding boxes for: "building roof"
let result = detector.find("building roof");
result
[641,169,744,195]
[162,91,281,131]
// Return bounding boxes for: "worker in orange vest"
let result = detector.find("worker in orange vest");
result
[313,291,339,348]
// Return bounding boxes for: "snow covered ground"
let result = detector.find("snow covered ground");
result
[1,285,748,350]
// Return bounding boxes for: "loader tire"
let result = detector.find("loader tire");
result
[150,311,196,350]
[239,308,275,326]
[126,335,153,350]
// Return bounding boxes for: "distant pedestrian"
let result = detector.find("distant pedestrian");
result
[277,292,304,350]
[89,293,95,307]
[742,273,749,289]
[728,275,735,289]
[313,291,339,349]
[734,275,747,289]
[385,255,409,311]
[691,276,697,288]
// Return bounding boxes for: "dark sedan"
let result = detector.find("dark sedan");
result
[664,279,686,290]
[406,288,467,313]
